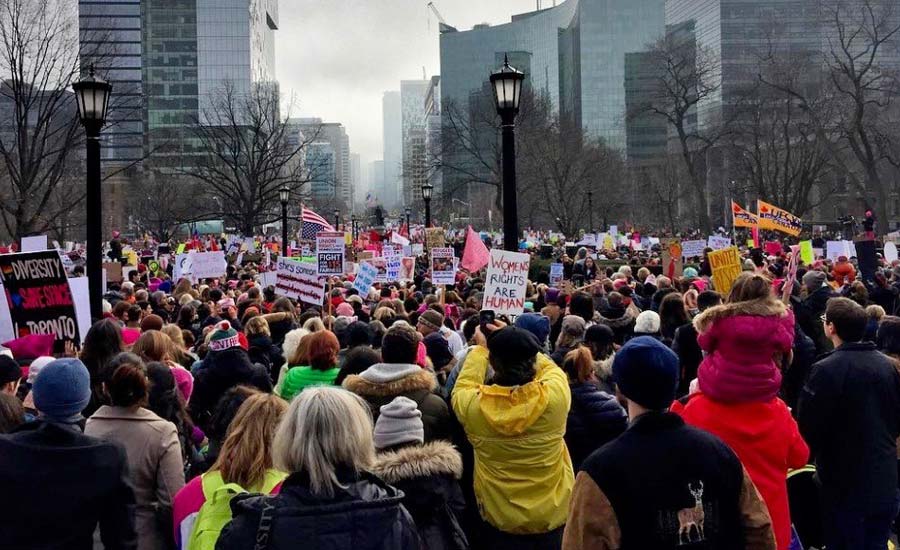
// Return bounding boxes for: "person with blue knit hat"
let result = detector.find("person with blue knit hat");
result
[515,312,551,350]
[563,336,776,549]
[0,358,137,549]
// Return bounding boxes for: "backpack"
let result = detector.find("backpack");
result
[186,469,286,550]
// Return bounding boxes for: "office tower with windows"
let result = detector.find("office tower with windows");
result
[382,91,402,210]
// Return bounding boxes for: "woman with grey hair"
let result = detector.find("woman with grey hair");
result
[216,387,421,549]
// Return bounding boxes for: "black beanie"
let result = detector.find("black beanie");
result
[612,336,678,410]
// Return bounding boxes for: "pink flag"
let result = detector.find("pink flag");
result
[461,226,490,272]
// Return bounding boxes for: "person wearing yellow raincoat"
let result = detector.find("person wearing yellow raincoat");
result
[451,322,574,548]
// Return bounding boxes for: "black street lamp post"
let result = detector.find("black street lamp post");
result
[587,190,594,233]
[351,216,358,241]
[422,182,433,228]
[333,209,340,230]
[279,187,290,256]
[72,66,112,321]
[491,55,525,252]
[405,206,411,230]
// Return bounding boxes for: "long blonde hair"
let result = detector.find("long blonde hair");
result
[273,387,375,497]
[212,393,288,488]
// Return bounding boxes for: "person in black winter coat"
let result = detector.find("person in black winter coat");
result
[561,347,627,470]
[671,290,722,397]
[596,292,636,345]
[0,359,137,550]
[217,387,420,550]
[188,322,272,431]
[781,322,816,413]
[798,298,900,550]
[244,317,285,382]
[371,397,468,550]
[792,270,835,355]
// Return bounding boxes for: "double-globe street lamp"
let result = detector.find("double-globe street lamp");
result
[422,182,433,228]
[73,66,112,321]
[491,55,525,252]
[279,187,290,256]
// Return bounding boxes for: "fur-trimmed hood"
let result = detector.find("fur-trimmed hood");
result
[693,298,788,334]
[342,367,437,397]
[371,440,463,484]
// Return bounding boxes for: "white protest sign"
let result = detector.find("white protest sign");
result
[386,256,401,281]
[0,282,13,344]
[575,234,597,247]
[885,242,899,263]
[67,276,92,345]
[368,258,388,283]
[482,249,530,316]
[391,232,410,247]
[21,235,48,252]
[707,235,732,250]
[173,253,191,282]
[609,225,618,236]
[411,244,424,256]
[189,251,226,280]
[276,258,325,306]
[431,247,456,285]
[826,240,857,261]
[681,240,707,259]
[550,263,564,287]
[257,271,278,289]
[353,261,378,295]
[316,232,345,276]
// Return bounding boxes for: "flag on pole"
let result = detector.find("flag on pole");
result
[757,200,802,236]
[301,207,335,240]
[731,201,759,229]
[461,225,490,272]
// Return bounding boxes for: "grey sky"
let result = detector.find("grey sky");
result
[275,0,541,171]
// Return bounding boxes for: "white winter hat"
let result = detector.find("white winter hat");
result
[634,310,661,335]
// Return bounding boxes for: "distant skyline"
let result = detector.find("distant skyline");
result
[275,0,543,167]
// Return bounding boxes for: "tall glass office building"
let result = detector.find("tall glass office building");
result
[78,0,279,167]
[439,0,666,201]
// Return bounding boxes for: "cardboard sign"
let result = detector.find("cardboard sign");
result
[708,246,742,295]
[0,250,80,353]
[316,232,345,276]
[358,250,375,262]
[681,240,706,260]
[353,262,378,295]
[482,249,530,316]
[398,257,416,281]
[275,258,325,306]
[21,235,48,252]
[425,227,445,249]
[189,251,227,280]
[431,247,456,285]
[707,235,732,250]
[550,263,564,287]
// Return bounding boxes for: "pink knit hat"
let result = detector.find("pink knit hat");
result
[335,302,355,317]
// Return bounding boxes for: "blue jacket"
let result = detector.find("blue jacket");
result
[565,382,628,470]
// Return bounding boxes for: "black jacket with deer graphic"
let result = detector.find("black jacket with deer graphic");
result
[562,412,776,550]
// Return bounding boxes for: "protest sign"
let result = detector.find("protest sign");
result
[707,235,732,250]
[103,262,123,283]
[173,253,191,281]
[398,257,415,281]
[826,240,856,261]
[431,247,456,285]
[0,250,80,353]
[358,250,375,262]
[575,234,597,247]
[764,241,782,256]
[660,239,683,278]
[275,258,325,306]
[21,235,48,252]
[411,244,424,256]
[681,240,706,260]
[708,246,742,295]
[425,228,445,249]
[67,277,92,345]
[189,251,227,280]
[257,271,277,289]
[316,232,345,276]
[343,261,356,275]
[176,243,186,254]
[549,263,564,287]
[799,241,814,265]
[885,242,899,264]
[482,249,530,316]
[382,243,401,258]
[391,232,410,247]
[609,225,618,236]
[369,258,388,283]
[353,262,378,295]
[386,256,401,281]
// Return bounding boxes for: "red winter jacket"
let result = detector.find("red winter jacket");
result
[694,298,794,403]
[673,393,809,550]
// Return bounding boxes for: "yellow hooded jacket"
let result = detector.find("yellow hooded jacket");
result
[451,346,574,534]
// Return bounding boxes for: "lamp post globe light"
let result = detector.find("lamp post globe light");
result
[333,209,340,230]
[279,187,290,256]
[72,66,112,322]
[491,54,525,252]
[422,182,433,228]
[405,206,411,230]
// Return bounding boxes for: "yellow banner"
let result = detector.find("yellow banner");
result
[731,201,758,228]
[708,246,742,295]
[757,200,802,236]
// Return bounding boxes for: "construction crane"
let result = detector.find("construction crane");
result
[427,2,457,33]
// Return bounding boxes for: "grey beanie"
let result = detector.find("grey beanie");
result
[374,396,424,450]
[803,270,826,291]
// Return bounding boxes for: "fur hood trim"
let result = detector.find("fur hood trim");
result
[693,298,788,334]
[342,367,437,397]
[371,440,463,483]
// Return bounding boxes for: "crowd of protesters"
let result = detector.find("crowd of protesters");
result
[0,228,899,550]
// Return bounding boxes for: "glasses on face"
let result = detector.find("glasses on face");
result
[821,314,829,324]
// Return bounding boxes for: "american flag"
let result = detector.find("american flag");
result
[301,207,335,240]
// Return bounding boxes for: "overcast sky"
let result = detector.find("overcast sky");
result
[275,0,542,174]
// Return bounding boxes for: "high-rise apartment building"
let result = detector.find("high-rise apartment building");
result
[424,76,443,211]
[400,80,429,209]
[289,118,351,207]
[382,91,402,210]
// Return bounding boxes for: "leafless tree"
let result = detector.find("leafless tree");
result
[128,168,207,242]
[183,82,326,235]
[631,156,686,233]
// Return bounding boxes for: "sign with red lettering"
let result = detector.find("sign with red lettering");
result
[482,249,530,317]
[0,250,80,352]
[275,257,325,306]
